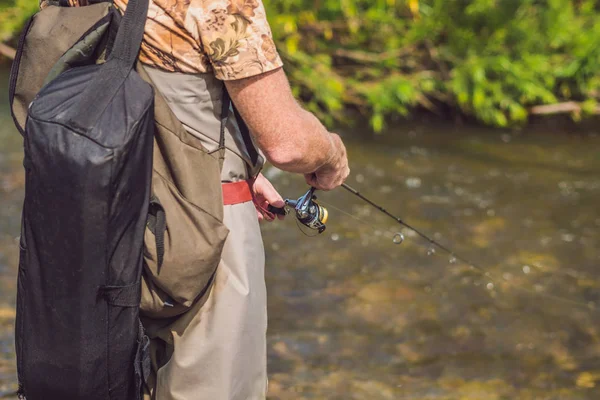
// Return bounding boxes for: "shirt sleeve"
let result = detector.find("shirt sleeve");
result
[192,0,283,80]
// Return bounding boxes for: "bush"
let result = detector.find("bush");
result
[2,0,599,131]
[0,0,38,42]
[266,0,600,130]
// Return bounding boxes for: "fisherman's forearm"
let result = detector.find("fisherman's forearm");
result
[262,107,335,173]
[225,68,336,174]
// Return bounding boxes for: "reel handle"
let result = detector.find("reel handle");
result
[267,205,288,216]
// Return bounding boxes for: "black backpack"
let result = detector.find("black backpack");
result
[13,0,153,398]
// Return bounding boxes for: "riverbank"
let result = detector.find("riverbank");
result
[2,0,599,133]
[1,54,598,137]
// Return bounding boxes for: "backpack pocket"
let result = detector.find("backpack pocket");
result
[141,172,229,318]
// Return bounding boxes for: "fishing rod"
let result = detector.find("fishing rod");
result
[269,184,477,267]
[268,184,598,312]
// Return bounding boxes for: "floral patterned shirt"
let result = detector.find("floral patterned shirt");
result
[48,0,283,80]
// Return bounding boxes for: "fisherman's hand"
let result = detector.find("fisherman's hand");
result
[305,133,350,191]
[251,173,286,222]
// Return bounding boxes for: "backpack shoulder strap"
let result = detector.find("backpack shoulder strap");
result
[218,87,231,169]
[219,85,264,177]
[65,0,148,130]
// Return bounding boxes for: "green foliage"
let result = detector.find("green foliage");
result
[0,0,37,42]
[266,0,600,130]
[1,0,599,131]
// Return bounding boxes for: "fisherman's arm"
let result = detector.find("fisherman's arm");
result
[225,68,350,191]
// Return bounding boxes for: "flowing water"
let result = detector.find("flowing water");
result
[1,63,600,399]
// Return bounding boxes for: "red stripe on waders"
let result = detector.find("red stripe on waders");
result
[222,180,253,205]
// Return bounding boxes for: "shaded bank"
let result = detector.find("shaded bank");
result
[267,0,600,131]
[2,0,600,132]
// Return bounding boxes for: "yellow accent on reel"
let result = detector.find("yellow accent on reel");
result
[319,203,329,224]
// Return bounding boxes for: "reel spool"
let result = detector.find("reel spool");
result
[268,187,329,234]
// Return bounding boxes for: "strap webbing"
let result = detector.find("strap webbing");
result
[65,0,149,129]
[217,86,231,168]
[219,87,230,150]
[232,103,260,167]
[135,319,151,399]
[108,0,147,67]
[100,282,140,307]
[147,196,166,270]
[220,86,263,175]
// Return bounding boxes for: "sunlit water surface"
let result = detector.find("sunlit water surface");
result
[1,64,599,399]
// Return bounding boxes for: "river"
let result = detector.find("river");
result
[1,63,600,399]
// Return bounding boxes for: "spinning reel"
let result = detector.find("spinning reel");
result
[268,187,328,234]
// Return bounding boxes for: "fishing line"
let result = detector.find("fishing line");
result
[343,184,484,271]
[327,184,598,313]
[319,199,404,243]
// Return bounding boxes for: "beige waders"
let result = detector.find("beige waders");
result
[142,66,268,400]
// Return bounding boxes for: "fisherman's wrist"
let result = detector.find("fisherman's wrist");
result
[317,133,338,170]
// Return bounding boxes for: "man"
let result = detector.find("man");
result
[62,0,349,398]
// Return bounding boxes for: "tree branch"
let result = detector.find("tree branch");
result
[529,101,600,115]
[0,43,16,60]
[332,48,410,64]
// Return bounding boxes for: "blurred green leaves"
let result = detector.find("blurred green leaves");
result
[1,0,599,131]
[266,0,600,131]
[0,0,37,42]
